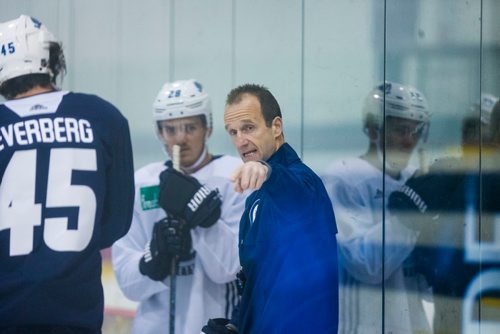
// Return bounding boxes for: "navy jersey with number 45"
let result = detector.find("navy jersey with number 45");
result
[0,91,134,332]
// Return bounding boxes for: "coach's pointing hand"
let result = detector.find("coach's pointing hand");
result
[230,161,271,193]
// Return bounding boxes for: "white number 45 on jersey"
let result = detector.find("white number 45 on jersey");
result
[0,148,97,256]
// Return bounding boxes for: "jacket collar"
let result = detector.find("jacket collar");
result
[267,142,300,166]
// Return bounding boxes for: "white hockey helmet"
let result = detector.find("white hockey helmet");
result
[152,79,212,128]
[362,81,431,128]
[0,15,58,86]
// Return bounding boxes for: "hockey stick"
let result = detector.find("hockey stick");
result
[418,147,429,175]
[169,144,181,334]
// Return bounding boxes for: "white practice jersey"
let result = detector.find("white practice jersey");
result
[112,155,247,334]
[322,157,431,334]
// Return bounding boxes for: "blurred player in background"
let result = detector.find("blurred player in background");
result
[0,15,135,333]
[461,93,499,155]
[112,79,246,334]
[202,83,339,334]
[389,96,500,333]
[322,82,433,333]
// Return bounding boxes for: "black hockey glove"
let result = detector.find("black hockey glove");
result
[389,170,459,230]
[388,180,435,237]
[201,318,238,334]
[158,167,222,229]
[389,168,465,217]
[139,217,192,281]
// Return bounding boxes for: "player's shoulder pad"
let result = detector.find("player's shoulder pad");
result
[322,157,376,185]
[207,155,243,177]
[134,161,165,186]
[65,92,126,122]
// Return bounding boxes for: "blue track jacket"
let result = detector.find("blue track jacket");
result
[237,143,339,333]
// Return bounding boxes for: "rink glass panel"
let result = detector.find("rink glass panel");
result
[1,0,499,333]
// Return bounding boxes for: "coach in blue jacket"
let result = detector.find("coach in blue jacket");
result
[203,84,339,334]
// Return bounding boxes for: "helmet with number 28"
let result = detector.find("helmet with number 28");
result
[152,79,212,128]
[0,15,58,86]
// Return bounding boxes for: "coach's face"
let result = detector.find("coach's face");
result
[224,93,282,162]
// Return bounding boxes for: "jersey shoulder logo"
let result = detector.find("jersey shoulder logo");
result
[30,104,48,111]
[248,199,260,226]
[140,185,160,211]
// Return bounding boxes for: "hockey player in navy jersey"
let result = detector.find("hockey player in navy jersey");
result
[112,79,247,334]
[202,84,339,334]
[0,15,135,333]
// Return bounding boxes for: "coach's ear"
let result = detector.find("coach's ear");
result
[271,116,283,139]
